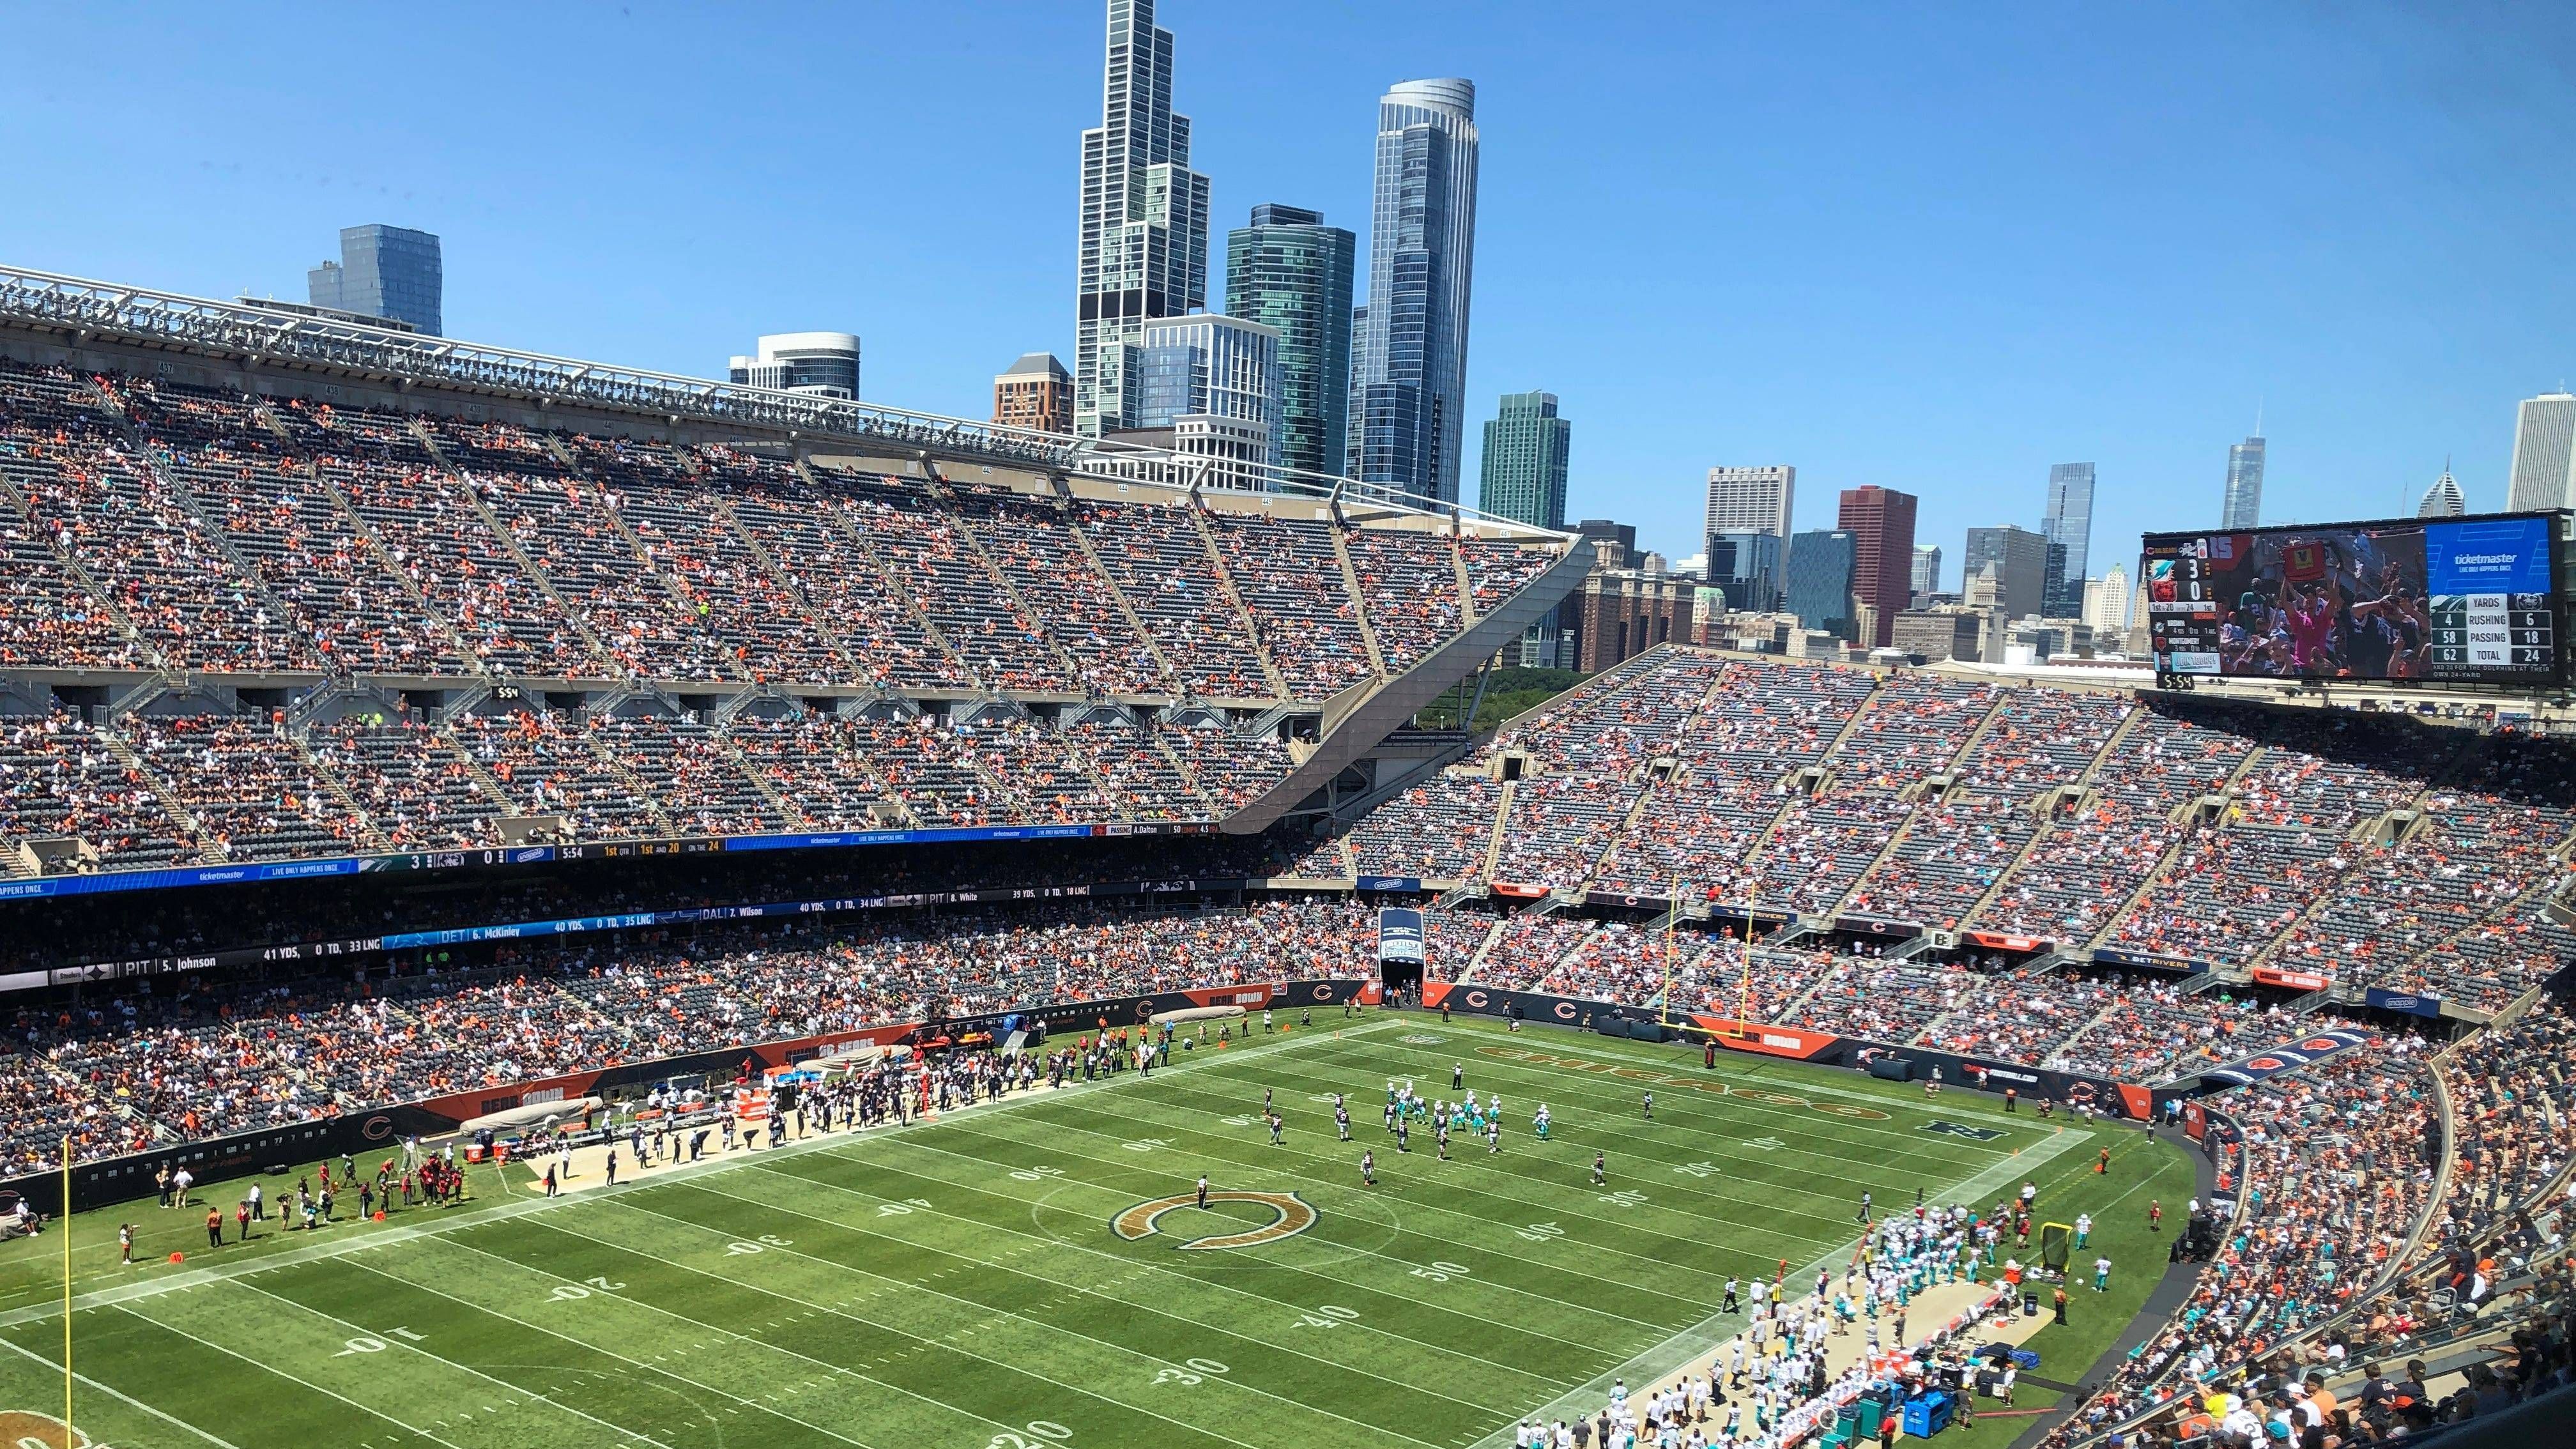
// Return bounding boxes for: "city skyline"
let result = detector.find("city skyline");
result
[12,4,2572,566]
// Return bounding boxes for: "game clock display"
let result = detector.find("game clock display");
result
[2141,512,2561,684]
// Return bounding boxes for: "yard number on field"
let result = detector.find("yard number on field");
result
[726,1234,796,1254]
[1674,1161,1719,1178]
[1516,1221,1565,1242]
[334,1326,424,1356]
[1742,1137,1784,1152]
[986,1422,1073,1448]
[1010,1165,1068,1181]
[1124,1137,1174,1153]
[1153,1358,1232,1386]
[878,1199,932,1216]
[549,1275,628,1301]
[1294,1303,1360,1329]
[1409,1261,1473,1283]
[1598,1188,1648,1209]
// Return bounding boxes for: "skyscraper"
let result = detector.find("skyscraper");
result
[1478,392,1571,530]
[1910,544,1942,601]
[1075,0,1211,438]
[1708,531,1784,613]
[993,352,1073,434]
[728,332,861,399]
[2222,434,2266,528]
[1223,205,1354,480]
[1119,313,1282,484]
[1836,487,1917,648]
[1351,78,1480,503]
[2082,564,2134,643]
[2041,462,2095,614]
[1963,525,2050,621]
[1786,530,1857,640]
[307,224,442,335]
[1704,464,1795,603]
[2418,467,2467,518]
[2506,393,2576,512]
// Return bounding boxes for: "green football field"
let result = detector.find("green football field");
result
[0,1013,2195,1449]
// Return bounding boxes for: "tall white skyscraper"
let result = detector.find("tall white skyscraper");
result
[2082,564,2133,643]
[1705,466,1796,541]
[2221,435,2266,528]
[1351,79,1480,503]
[1074,0,1211,438]
[2418,466,2467,519]
[1131,312,1283,461]
[2506,393,2576,512]
[1910,544,1942,600]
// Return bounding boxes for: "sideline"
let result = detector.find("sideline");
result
[1467,1110,2090,1449]
[0,1016,1400,1332]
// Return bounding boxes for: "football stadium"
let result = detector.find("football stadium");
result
[4,8,2576,1449]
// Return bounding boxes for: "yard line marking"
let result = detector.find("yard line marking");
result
[328,1251,894,1449]
[0,1015,1403,1333]
[1262,1032,2024,1169]
[216,1273,677,1449]
[1466,1114,2094,1449]
[1062,1068,1866,1243]
[891,1116,1699,1344]
[402,1229,1030,1444]
[948,1095,1841,1266]
[107,1303,472,1449]
[740,1154,1554,1411]
[533,1203,1375,1449]
[635,1173,1476,1440]
[0,1329,249,1449]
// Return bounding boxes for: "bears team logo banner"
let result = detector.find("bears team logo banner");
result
[2191,1027,2373,1090]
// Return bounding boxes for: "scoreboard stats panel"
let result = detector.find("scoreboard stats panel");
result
[2141,512,2560,686]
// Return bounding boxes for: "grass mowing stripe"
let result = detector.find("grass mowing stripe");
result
[248,1254,740,1449]
[1468,1105,2099,1449]
[0,1324,251,1449]
[113,1303,467,1448]
[342,1232,917,1448]
[512,1204,1310,1449]
[709,1159,1596,1418]
[212,1271,681,1449]
[1110,1059,1880,1238]
[583,1188,1439,1449]
[868,1110,1742,1308]
[452,1216,1084,1447]
[756,1135,1579,1386]
[878,1112,1639,1362]
[990,1087,1846,1267]
[1275,1031,2030,1174]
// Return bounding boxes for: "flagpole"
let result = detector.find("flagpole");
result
[61,1134,73,1444]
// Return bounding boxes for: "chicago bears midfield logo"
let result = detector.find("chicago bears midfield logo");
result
[1112,1190,1317,1250]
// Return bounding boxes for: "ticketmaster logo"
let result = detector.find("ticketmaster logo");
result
[2451,552,2518,565]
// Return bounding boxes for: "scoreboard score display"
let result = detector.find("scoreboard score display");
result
[2141,511,2564,686]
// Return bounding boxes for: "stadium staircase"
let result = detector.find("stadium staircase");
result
[410,418,622,678]
[1820,689,2014,918]
[1183,507,1294,700]
[2076,740,2269,955]
[1953,702,2147,932]
[914,461,1093,696]
[0,463,155,666]
[790,459,984,689]
[1219,539,1593,836]
[1055,503,1180,687]
[1328,525,1392,676]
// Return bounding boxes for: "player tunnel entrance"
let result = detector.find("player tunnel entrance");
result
[1376,905,1425,996]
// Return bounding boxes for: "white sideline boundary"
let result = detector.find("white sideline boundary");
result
[1465,1120,2092,1449]
[0,1016,1402,1332]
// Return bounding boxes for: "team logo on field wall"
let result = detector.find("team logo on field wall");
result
[1112,1191,1317,1250]
[0,1410,91,1448]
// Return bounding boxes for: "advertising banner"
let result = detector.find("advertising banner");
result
[1355,875,1425,894]
[2363,986,2445,1018]
[2250,966,2331,991]
[1,977,1367,1213]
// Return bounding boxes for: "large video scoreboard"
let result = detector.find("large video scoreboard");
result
[2141,511,2565,686]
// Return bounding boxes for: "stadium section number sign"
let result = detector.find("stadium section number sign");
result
[2141,510,2561,684]
[1112,1190,1318,1250]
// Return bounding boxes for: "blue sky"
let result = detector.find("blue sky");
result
[4,2,2571,574]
